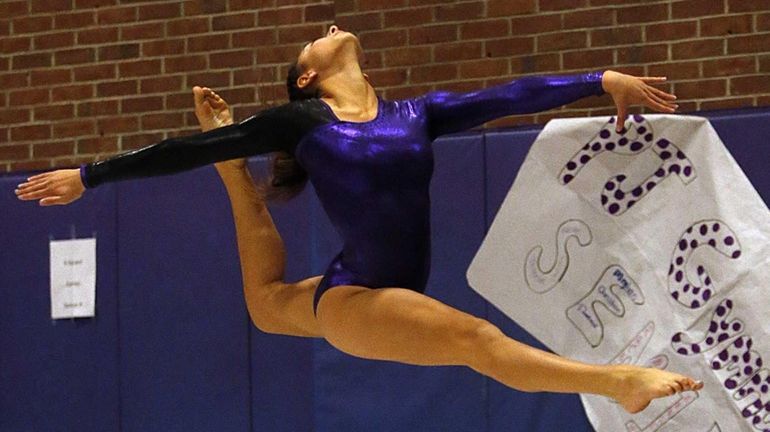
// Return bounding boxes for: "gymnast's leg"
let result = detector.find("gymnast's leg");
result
[215,161,322,337]
[194,86,322,337]
[316,285,702,413]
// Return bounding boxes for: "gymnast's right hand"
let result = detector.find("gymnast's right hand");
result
[15,168,84,206]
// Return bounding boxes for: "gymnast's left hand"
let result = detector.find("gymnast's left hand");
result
[602,70,679,132]
[14,168,84,206]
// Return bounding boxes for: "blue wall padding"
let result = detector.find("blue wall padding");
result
[116,168,251,431]
[1,107,768,432]
[0,182,121,431]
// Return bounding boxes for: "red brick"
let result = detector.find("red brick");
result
[260,7,303,26]
[700,97,754,110]
[75,0,116,7]
[31,69,71,86]
[233,29,277,48]
[165,55,207,73]
[234,67,276,86]
[142,40,185,57]
[672,39,723,60]
[13,53,52,70]
[98,44,140,61]
[511,53,560,74]
[0,1,30,18]
[140,113,183,130]
[256,44,303,63]
[121,96,164,114]
[55,48,95,66]
[538,31,587,52]
[675,79,727,98]
[54,11,96,29]
[673,0,724,18]
[435,2,484,21]
[761,55,770,73]
[140,76,184,94]
[11,160,55,170]
[12,16,53,34]
[703,56,757,77]
[728,0,770,12]
[728,34,770,54]
[0,72,30,88]
[459,58,509,79]
[216,87,256,105]
[540,0,587,11]
[214,12,256,30]
[138,3,180,20]
[32,142,77,159]
[0,21,9,37]
[12,125,51,141]
[336,12,382,32]
[119,60,161,78]
[306,3,335,22]
[98,7,137,24]
[485,37,535,58]
[731,75,770,95]
[96,116,138,135]
[77,100,118,117]
[411,64,458,84]
[563,49,614,70]
[759,13,770,31]
[31,0,72,13]
[510,15,561,36]
[210,50,255,68]
[77,137,119,155]
[278,25,325,44]
[487,0,536,16]
[591,27,642,47]
[120,132,163,150]
[120,22,165,41]
[360,29,408,49]
[0,108,31,124]
[1,37,31,54]
[646,21,697,42]
[648,61,701,80]
[74,64,115,81]
[167,17,209,36]
[461,19,510,40]
[701,14,753,37]
[757,95,770,106]
[563,9,614,29]
[358,0,406,11]
[365,68,407,86]
[0,145,31,161]
[11,88,49,105]
[617,44,668,64]
[617,3,668,24]
[434,42,483,62]
[34,32,75,50]
[53,120,95,138]
[409,24,458,45]
[97,80,137,97]
[384,7,432,27]
[34,104,74,121]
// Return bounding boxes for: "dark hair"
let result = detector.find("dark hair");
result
[256,60,318,202]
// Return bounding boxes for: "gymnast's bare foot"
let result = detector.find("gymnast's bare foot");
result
[610,365,703,414]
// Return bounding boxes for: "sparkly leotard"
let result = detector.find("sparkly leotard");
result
[81,72,605,313]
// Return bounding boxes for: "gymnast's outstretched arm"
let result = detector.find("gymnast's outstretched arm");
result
[423,69,678,139]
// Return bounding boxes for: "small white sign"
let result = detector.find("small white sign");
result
[50,238,96,319]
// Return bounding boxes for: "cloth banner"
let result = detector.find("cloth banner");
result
[467,115,770,432]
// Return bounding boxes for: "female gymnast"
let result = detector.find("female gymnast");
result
[16,25,702,413]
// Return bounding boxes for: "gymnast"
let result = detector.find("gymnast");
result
[16,25,702,413]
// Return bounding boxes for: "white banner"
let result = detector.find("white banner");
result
[50,238,96,319]
[467,115,770,432]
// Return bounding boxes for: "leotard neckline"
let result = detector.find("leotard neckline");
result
[318,96,382,124]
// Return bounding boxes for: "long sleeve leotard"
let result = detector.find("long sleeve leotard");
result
[81,72,606,312]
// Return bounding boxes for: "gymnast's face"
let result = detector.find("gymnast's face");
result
[295,25,364,90]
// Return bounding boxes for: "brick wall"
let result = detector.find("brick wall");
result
[1,0,768,172]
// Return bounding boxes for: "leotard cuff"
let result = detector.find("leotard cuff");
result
[585,70,606,96]
[79,164,92,189]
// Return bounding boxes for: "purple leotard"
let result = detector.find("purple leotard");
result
[81,72,605,313]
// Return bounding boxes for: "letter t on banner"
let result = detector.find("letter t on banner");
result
[50,238,96,319]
